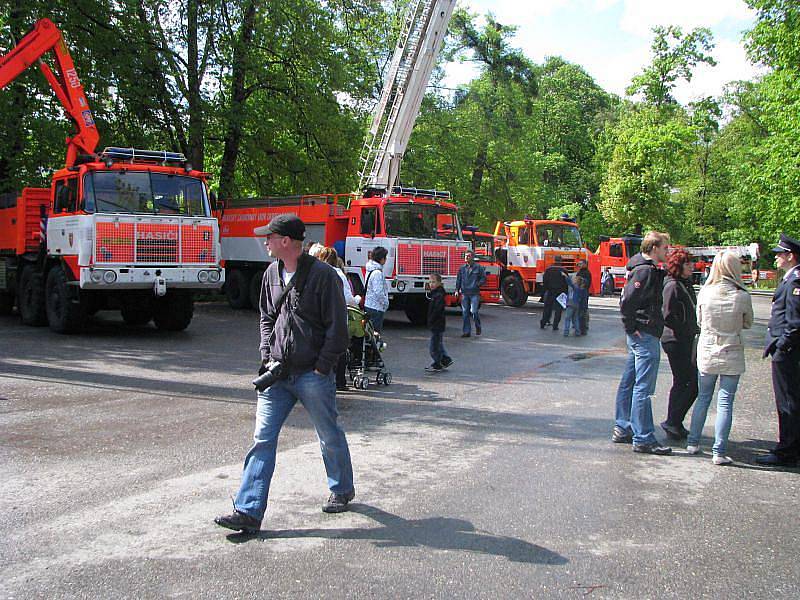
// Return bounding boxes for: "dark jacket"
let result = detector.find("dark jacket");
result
[259,254,348,375]
[661,275,700,344]
[578,266,592,291]
[765,265,800,361]
[620,253,666,338]
[565,275,589,308]
[427,286,446,332]
[542,266,568,294]
[456,262,487,295]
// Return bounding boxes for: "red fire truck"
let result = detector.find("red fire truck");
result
[439,226,501,305]
[493,218,590,306]
[217,189,470,324]
[590,234,643,293]
[0,19,223,333]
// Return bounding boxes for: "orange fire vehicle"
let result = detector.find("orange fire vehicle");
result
[0,19,223,332]
[493,218,590,306]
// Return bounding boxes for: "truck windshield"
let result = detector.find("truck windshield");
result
[82,171,210,217]
[535,224,583,248]
[383,203,461,240]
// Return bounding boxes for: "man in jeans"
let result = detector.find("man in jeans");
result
[456,250,487,337]
[613,231,672,455]
[215,214,354,534]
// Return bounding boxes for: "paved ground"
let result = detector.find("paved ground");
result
[1,294,798,599]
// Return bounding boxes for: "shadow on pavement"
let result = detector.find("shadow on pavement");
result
[227,503,569,565]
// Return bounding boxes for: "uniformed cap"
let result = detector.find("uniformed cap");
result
[771,233,800,255]
[253,213,305,240]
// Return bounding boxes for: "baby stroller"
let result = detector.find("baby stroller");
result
[346,305,392,390]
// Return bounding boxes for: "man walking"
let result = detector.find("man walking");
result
[215,214,354,534]
[756,234,800,467]
[540,258,568,330]
[456,250,486,337]
[613,231,672,455]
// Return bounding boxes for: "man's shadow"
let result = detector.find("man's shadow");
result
[227,504,568,565]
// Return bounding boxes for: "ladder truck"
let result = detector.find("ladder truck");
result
[217,0,467,325]
[0,18,223,333]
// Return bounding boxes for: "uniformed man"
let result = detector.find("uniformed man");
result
[756,234,800,467]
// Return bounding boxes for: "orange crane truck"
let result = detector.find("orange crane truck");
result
[0,18,223,333]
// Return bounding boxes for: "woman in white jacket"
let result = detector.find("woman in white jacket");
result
[686,251,754,464]
[364,246,390,332]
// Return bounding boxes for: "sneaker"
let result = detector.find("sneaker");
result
[475,326,482,336]
[214,510,261,534]
[425,363,443,372]
[712,454,733,465]
[322,490,355,513]
[686,445,700,455]
[441,357,454,369]
[633,443,672,455]
[661,421,687,440]
[540,321,547,329]
[612,426,633,444]
[461,332,471,338]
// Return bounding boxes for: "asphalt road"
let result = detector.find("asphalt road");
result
[1,294,798,599]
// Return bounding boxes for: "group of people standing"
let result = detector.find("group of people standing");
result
[540,258,592,337]
[613,230,800,467]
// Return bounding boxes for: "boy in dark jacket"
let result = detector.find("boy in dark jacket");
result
[426,273,453,372]
[613,231,673,455]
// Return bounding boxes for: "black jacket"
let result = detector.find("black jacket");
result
[427,286,446,332]
[542,266,568,294]
[620,253,666,338]
[259,254,348,375]
[661,275,699,344]
[578,266,592,291]
[765,266,800,361]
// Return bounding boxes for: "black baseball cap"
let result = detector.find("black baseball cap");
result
[771,233,800,255]
[253,213,305,240]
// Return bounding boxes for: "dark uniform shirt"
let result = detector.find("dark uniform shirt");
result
[765,265,800,360]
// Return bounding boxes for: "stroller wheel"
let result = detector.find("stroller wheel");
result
[383,372,392,385]
[361,377,369,390]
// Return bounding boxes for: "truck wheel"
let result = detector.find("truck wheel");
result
[501,274,528,307]
[0,290,14,315]
[154,291,194,331]
[18,266,47,326]
[45,265,86,334]
[121,302,153,327]
[404,297,429,326]
[249,270,264,311]
[224,269,251,309]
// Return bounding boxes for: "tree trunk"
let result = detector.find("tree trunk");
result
[218,1,258,200]
[186,0,204,169]
[0,0,30,193]
[470,141,487,207]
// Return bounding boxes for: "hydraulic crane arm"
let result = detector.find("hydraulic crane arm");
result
[358,0,456,194]
[0,18,100,167]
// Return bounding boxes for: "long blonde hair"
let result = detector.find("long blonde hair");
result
[705,250,747,291]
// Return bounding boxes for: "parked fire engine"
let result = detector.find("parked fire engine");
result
[492,218,590,307]
[217,0,466,324]
[439,226,501,305]
[683,244,760,285]
[590,234,643,293]
[0,18,223,333]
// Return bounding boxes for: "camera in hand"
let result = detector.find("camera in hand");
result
[252,359,286,391]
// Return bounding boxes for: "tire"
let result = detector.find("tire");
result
[501,274,528,307]
[18,266,47,326]
[45,265,86,334]
[153,290,194,331]
[249,270,264,311]
[0,290,14,315]
[404,297,429,325]
[121,302,153,327]
[224,269,251,309]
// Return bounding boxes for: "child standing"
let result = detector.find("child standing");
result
[425,273,453,372]
[563,273,589,337]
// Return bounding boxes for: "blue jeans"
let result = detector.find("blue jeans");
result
[687,373,740,455]
[461,293,481,334]
[364,307,385,333]
[563,306,578,336]
[614,332,661,445]
[429,330,450,365]
[234,370,354,521]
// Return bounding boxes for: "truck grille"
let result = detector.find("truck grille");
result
[95,219,216,264]
[397,242,469,277]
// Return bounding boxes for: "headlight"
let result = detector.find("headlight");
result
[102,270,117,284]
[397,281,407,292]
[90,270,103,283]
[198,270,210,283]
[208,270,220,283]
